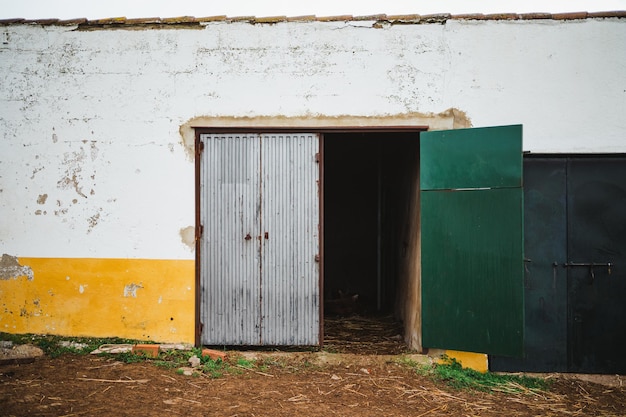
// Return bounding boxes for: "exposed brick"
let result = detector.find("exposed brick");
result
[132,344,160,358]
[201,348,227,361]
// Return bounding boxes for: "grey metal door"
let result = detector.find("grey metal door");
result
[260,134,320,345]
[200,134,261,345]
[199,133,320,346]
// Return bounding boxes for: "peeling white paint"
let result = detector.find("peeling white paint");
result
[123,283,143,298]
[0,19,625,260]
[0,254,34,281]
[79,284,86,294]
[158,296,162,304]
[179,226,195,250]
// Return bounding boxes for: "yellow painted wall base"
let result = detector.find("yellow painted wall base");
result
[438,350,489,373]
[0,257,195,343]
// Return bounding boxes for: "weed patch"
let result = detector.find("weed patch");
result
[0,333,147,358]
[400,355,550,393]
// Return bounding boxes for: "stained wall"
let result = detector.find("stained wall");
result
[0,15,624,342]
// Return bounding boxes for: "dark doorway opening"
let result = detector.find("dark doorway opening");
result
[323,132,420,353]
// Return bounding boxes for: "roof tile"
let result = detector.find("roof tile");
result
[161,16,197,23]
[227,16,256,22]
[483,13,519,20]
[58,18,88,25]
[353,14,387,21]
[253,16,288,23]
[1,11,625,27]
[450,14,486,20]
[316,15,354,22]
[552,11,589,20]
[286,15,317,22]
[88,17,127,25]
[519,13,553,20]
[124,17,162,24]
[419,13,452,23]
[196,16,228,22]
[0,18,25,24]
[588,10,626,18]
[22,18,60,24]
[386,14,422,21]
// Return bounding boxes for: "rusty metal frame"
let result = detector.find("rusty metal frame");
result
[193,125,428,347]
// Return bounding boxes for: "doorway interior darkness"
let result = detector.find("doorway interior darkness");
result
[323,132,420,319]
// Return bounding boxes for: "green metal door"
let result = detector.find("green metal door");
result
[421,125,524,357]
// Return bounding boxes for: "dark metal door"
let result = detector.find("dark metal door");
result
[420,125,524,357]
[567,157,626,373]
[491,159,568,371]
[491,156,626,373]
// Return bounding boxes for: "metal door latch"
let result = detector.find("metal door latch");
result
[562,262,613,281]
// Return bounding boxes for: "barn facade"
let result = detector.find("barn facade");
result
[1,12,625,373]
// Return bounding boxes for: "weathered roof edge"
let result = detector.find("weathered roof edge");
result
[1,11,625,26]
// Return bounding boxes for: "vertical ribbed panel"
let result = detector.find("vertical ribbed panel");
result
[200,133,320,346]
[200,134,262,345]
[260,134,320,345]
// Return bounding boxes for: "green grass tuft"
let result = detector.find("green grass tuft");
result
[401,355,550,393]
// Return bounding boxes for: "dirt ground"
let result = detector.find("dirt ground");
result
[1,350,625,417]
[2,316,625,416]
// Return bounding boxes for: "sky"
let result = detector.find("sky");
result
[1,0,625,20]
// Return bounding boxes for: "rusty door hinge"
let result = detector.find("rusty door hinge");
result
[196,224,204,241]
[315,153,320,163]
[196,140,205,156]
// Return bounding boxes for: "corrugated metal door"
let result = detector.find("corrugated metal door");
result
[260,134,320,345]
[199,133,320,346]
[200,134,262,345]
[420,125,524,357]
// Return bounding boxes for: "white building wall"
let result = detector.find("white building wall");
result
[1,17,624,260]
